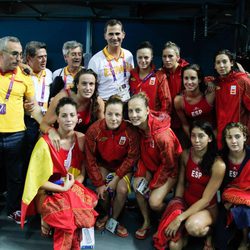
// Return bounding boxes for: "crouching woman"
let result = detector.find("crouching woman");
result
[128,92,182,239]
[164,121,225,250]
[21,97,98,250]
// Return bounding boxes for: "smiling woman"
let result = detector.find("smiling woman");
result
[129,41,172,114]
[40,68,105,150]
[84,95,140,238]
[214,49,250,149]
[21,97,98,250]
[128,92,182,240]
[174,64,216,139]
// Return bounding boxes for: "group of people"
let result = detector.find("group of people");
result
[0,17,249,250]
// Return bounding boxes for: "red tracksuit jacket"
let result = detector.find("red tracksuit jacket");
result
[135,111,182,189]
[129,66,172,114]
[215,71,250,148]
[85,119,140,187]
[159,58,189,129]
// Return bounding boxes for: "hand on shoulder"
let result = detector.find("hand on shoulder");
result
[75,131,85,152]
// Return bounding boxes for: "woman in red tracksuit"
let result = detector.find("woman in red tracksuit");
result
[174,64,216,139]
[214,49,250,149]
[214,122,250,250]
[160,41,189,131]
[85,95,140,238]
[21,97,98,250]
[164,121,225,250]
[128,92,182,240]
[129,41,172,114]
[40,68,105,150]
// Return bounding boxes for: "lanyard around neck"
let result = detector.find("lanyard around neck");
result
[108,58,127,82]
[5,74,16,101]
[40,76,46,101]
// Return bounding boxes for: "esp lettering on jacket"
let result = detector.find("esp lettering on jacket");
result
[229,170,238,178]
[191,169,202,179]
[191,107,202,117]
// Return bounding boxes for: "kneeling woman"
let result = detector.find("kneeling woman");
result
[214,122,250,250]
[128,92,182,239]
[164,121,225,250]
[85,95,140,237]
[21,97,98,250]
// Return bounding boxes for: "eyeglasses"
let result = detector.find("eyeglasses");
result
[3,50,23,58]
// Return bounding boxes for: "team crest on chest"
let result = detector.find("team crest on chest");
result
[230,85,236,95]
[149,77,156,85]
[119,136,126,145]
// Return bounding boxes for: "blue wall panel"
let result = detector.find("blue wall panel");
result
[0,19,234,74]
[0,19,86,71]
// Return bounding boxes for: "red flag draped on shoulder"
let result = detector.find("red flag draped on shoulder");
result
[21,137,53,228]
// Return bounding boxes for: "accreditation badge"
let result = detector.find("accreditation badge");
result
[149,77,156,85]
[38,102,47,115]
[230,85,236,95]
[66,75,74,84]
[105,218,119,234]
[119,136,126,145]
[0,103,6,114]
[117,83,130,102]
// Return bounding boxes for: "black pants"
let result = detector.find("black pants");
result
[24,115,40,172]
[0,131,26,214]
[213,203,236,250]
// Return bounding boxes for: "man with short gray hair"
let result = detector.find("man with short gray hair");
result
[0,36,42,223]
[51,41,83,98]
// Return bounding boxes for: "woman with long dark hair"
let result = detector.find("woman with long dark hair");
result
[129,41,171,113]
[174,64,215,139]
[162,121,225,250]
[21,97,98,250]
[214,49,250,149]
[40,68,105,150]
[214,122,250,250]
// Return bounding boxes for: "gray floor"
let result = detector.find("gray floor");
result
[0,199,206,250]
